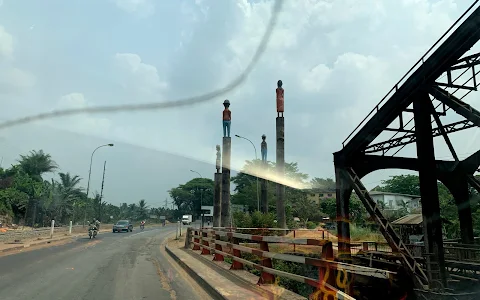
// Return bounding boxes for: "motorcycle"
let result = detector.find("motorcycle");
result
[88,224,98,239]
[140,223,145,231]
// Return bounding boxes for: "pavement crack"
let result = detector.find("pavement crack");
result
[151,256,177,300]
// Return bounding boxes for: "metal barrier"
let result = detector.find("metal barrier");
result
[185,227,397,300]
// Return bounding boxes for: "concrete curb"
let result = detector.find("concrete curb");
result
[0,236,72,253]
[165,244,227,300]
[0,228,113,254]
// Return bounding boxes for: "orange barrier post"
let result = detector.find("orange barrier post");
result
[192,230,201,250]
[230,237,244,270]
[257,241,275,284]
[201,231,211,255]
[213,233,224,261]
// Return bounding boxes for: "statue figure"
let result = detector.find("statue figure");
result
[216,145,221,173]
[222,99,231,137]
[276,80,284,117]
[261,134,267,162]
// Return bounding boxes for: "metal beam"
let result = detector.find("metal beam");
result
[339,5,480,160]
[430,86,480,127]
[364,120,474,154]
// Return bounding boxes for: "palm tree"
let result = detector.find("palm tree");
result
[18,150,58,181]
[57,172,83,223]
[137,199,149,220]
[128,203,137,220]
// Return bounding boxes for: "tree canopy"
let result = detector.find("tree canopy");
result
[168,177,214,218]
[0,149,177,226]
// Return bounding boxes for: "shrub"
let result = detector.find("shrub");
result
[306,221,317,229]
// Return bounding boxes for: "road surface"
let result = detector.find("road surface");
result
[0,226,211,300]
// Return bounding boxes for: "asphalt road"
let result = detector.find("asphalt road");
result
[0,225,211,300]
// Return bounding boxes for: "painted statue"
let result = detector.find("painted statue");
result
[222,99,231,137]
[216,144,221,173]
[276,80,284,117]
[261,134,267,162]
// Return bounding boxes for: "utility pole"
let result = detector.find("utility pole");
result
[99,161,106,200]
[99,161,106,221]
[165,198,168,209]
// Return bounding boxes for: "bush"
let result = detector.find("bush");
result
[251,211,276,228]
[233,211,276,229]
[306,221,317,229]
[232,211,252,228]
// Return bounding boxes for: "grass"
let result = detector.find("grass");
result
[329,224,386,242]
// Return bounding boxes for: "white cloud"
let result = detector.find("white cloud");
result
[0,0,476,205]
[111,0,155,17]
[0,25,13,60]
[0,67,36,93]
[0,25,35,94]
[114,53,168,96]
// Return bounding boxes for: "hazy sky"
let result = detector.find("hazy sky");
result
[0,0,479,207]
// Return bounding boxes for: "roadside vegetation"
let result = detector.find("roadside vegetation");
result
[0,149,178,228]
[173,158,480,298]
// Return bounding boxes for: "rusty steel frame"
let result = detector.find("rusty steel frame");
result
[334,2,480,293]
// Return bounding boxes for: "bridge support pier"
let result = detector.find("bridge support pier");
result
[443,175,474,244]
[413,93,447,288]
[334,167,353,258]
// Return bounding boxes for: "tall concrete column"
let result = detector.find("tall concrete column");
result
[276,117,286,229]
[213,172,222,227]
[221,137,231,227]
[260,162,268,213]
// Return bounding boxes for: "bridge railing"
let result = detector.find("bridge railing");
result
[185,227,396,299]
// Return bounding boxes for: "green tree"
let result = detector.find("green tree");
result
[232,160,309,216]
[137,199,149,220]
[375,175,420,195]
[168,178,214,219]
[310,177,336,190]
[17,150,58,181]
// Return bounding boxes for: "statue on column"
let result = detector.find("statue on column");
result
[216,145,221,173]
[261,134,267,162]
[222,99,231,137]
[276,80,284,117]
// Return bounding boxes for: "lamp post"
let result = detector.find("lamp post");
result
[190,170,205,228]
[235,134,260,212]
[83,143,114,226]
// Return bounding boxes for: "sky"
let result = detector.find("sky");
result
[0,0,479,207]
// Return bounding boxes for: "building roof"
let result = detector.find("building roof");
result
[391,213,452,226]
[369,191,421,198]
[303,188,336,193]
[392,214,423,225]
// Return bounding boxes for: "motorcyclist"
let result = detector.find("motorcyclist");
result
[90,218,100,231]
[140,220,146,228]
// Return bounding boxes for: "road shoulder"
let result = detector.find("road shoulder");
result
[166,236,306,300]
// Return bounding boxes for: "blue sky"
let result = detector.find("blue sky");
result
[0,0,478,207]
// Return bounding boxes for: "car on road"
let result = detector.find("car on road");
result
[113,220,133,233]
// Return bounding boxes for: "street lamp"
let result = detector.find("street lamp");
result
[83,143,114,226]
[190,170,205,228]
[235,134,260,212]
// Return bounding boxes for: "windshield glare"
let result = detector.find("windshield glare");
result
[116,221,128,225]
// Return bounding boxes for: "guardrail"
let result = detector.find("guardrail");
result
[185,227,397,299]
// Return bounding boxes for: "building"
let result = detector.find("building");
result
[305,189,336,204]
[369,191,421,213]
[200,205,213,223]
